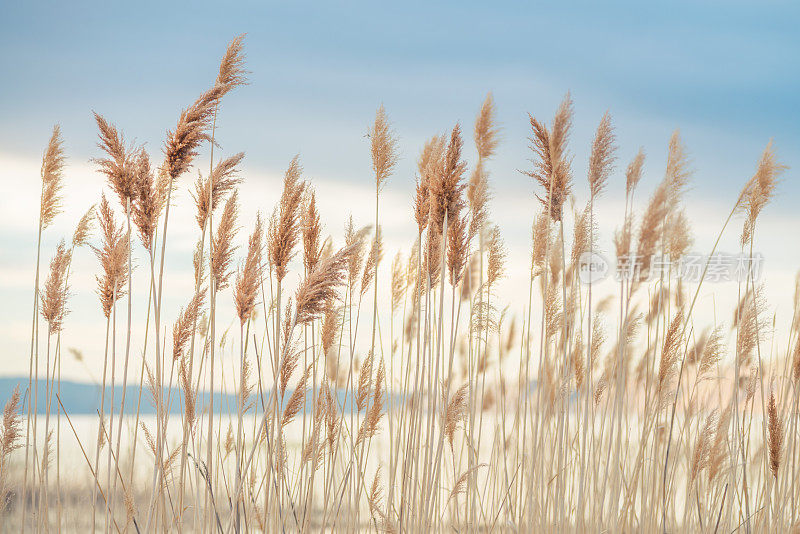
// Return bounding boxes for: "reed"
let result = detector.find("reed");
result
[3,35,799,534]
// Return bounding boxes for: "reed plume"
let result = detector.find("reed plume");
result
[193,152,244,230]
[93,195,129,317]
[741,141,786,246]
[268,156,306,281]
[295,244,356,326]
[302,189,323,273]
[39,125,65,229]
[429,124,467,233]
[371,104,399,191]
[0,387,22,511]
[172,291,206,361]
[588,112,616,199]
[657,309,684,408]
[72,205,96,248]
[131,149,162,250]
[234,214,264,324]
[40,240,71,333]
[767,388,783,479]
[211,190,239,289]
[94,113,136,207]
[524,93,574,221]
[414,135,445,232]
[625,148,646,197]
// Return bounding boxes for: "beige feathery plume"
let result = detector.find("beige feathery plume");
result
[487,225,506,286]
[414,135,446,232]
[524,93,574,221]
[239,354,254,414]
[569,204,595,270]
[302,189,323,274]
[234,215,264,325]
[635,185,669,281]
[40,430,54,475]
[767,387,784,478]
[367,467,391,530]
[361,228,383,296]
[613,213,634,261]
[279,319,300,398]
[0,386,22,514]
[531,212,550,277]
[93,195,128,317]
[131,149,162,251]
[698,326,724,380]
[0,386,22,509]
[625,148,646,197]
[356,350,375,413]
[690,409,718,482]
[302,388,328,467]
[448,463,487,508]
[211,190,239,290]
[740,141,787,246]
[344,217,371,290]
[708,405,731,482]
[429,125,467,233]
[281,364,311,428]
[72,205,95,249]
[663,130,691,206]
[94,113,136,207]
[165,84,225,180]
[657,309,684,408]
[371,105,399,191]
[687,328,710,366]
[635,132,692,281]
[193,152,244,230]
[446,212,469,286]
[468,94,499,240]
[467,164,490,242]
[216,34,248,90]
[295,243,355,327]
[474,93,499,161]
[40,125,66,229]
[544,282,562,342]
[321,298,340,359]
[792,337,800,383]
[735,286,767,366]
[590,313,606,370]
[0,387,22,457]
[164,34,247,181]
[223,423,235,458]
[357,358,385,445]
[442,382,469,448]
[173,291,206,362]
[666,208,693,259]
[460,252,480,301]
[572,334,586,391]
[423,226,443,286]
[587,112,616,199]
[323,384,339,452]
[40,240,71,333]
[179,357,196,433]
[268,156,305,281]
[193,237,206,288]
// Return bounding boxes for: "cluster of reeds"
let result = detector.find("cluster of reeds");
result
[3,35,799,533]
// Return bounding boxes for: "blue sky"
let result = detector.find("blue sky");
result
[0,1,798,380]
[2,1,798,191]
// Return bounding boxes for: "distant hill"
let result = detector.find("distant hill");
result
[0,376,244,415]
[0,376,364,415]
